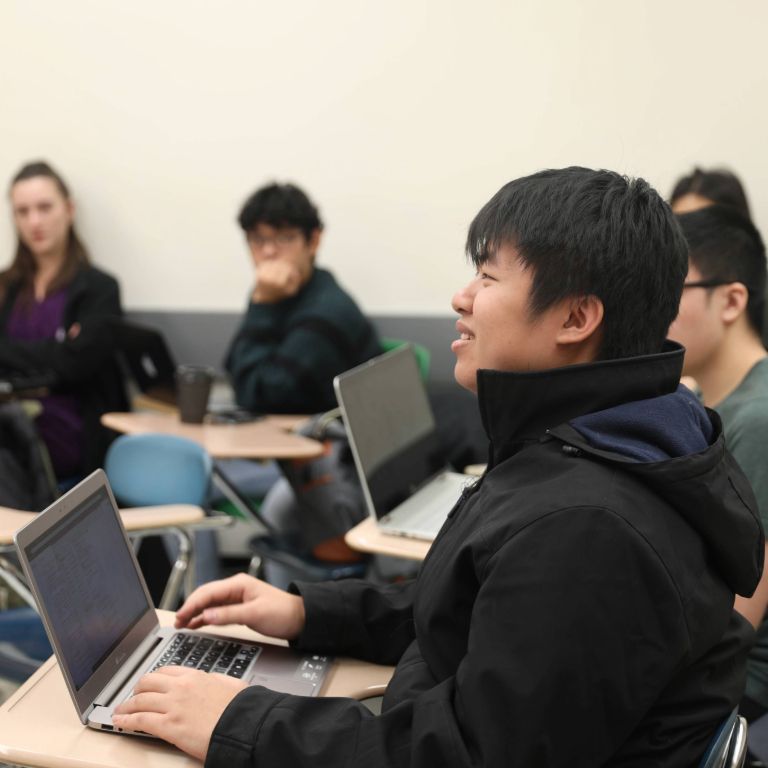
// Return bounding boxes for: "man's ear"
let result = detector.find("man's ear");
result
[720,282,749,325]
[556,295,604,346]
[308,228,322,257]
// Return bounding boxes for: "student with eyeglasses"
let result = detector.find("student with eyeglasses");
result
[669,204,768,722]
[224,182,381,415]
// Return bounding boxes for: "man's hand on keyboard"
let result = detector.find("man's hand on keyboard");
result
[174,573,307,641]
[113,666,245,759]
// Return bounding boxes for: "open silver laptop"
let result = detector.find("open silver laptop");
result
[334,345,473,541]
[13,470,331,736]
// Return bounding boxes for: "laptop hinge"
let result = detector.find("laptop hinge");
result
[93,633,166,708]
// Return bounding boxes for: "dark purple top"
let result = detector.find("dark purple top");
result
[6,289,84,478]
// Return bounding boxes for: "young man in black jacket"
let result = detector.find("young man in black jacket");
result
[115,168,764,767]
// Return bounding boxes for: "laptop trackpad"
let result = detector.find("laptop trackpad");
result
[249,676,317,696]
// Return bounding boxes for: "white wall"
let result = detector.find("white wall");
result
[1,0,767,314]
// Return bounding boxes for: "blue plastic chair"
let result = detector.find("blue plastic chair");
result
[104,433,216,607]
[698,709,747,768]
[105,433,212,507]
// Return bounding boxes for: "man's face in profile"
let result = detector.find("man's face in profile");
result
[450,244,577,392]
[668,262,735,379]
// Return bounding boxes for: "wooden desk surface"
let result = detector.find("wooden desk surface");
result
[345,517,432,561]
[0,505,205,547]
[101,412,323,460]
[0,611,393,768]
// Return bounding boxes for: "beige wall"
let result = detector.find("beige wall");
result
[1,0,767,314]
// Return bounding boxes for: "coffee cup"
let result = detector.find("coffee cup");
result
[176,365,215,424]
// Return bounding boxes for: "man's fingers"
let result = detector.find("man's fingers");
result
[150,665,199,678]
[115,692,169,716]
[111,711,166,736]
[199,602,258,627]
[127,666,198,698]
[175,576,249,627]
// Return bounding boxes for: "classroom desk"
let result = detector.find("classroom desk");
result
[0,505,230,611]
[101,411,323,533]
[0,610,394,768]
[101,412,322,460]
[345,516,432,561]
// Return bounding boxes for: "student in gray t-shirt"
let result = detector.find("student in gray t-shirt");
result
[669,204,768,719]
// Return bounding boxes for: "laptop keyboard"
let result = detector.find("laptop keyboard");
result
[386,473,470,534]
[150,633,260,679]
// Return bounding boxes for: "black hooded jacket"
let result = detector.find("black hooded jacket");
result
[207,343,763,768]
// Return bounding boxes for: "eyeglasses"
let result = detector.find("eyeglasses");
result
[247,231,301,249]
[682,280,732,290]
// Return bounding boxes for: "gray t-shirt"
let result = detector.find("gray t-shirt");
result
[717,356,768,707]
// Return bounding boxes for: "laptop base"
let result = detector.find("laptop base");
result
[379,472,471,540]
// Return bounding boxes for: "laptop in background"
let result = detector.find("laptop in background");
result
[14,470,332,736]
[112,321,178,406]
[334,345,473,541]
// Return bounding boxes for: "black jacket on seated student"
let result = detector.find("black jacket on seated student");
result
[0,161,128,481]
[113,169,764,768]
[225,182,381,414]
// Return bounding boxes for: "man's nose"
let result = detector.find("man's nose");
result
[261,241,278,257]
[451,281,475,314]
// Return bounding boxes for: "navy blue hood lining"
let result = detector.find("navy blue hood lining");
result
[569,385,714,463]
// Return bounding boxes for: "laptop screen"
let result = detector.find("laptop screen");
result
[335,346,444,517]
[23,486,150,690]
[113,321,177,403]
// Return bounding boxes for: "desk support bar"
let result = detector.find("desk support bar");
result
[0,554,37,609]
[212,463,273,537]
[158,527,193,611]
[130,517,232,610]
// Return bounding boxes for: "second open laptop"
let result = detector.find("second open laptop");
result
[334,345,474,541]
[13,470,332,736]
[112,320,178,406]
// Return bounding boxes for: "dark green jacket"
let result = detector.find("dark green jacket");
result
[225,268,380,414]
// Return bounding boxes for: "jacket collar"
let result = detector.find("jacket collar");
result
[476,341,684,467]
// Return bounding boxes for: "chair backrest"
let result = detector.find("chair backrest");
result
[699,710,748,768]
[380,338,431,381]
[104,433,212,507]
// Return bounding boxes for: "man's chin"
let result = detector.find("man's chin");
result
[453,365,478,395]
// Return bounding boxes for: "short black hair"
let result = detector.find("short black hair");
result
[676,206,767,334]
[670,168,751,219]
[466,167,688,360]
[237,182,323,240]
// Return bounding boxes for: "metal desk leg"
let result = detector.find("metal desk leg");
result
[212,463,271,536]
[157,527,194,611]
[0,554,37,610]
